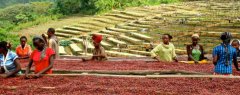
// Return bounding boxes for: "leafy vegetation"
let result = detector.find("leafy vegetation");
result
[0,1,61,49]
[59,40,72,47]
[0,0,56,8]
[54,0,179,15]
[0,0,179,49]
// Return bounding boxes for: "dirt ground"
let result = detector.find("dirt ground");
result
[16,15,91,37]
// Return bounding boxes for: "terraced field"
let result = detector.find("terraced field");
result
[56,1,240,57]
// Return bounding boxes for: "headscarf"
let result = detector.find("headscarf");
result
[33,36,47,60]
[92,34,103,43]
[221,32,232,45]
[220,32,232,66]
[191,34,199,38]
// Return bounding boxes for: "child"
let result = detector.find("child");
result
[231,39,240,57]
[0,41,21,78]
[25,36,55,78]
[16,36,32,59]
[151,34,178,62]
[82,34,107,61]
[213,32,240,75]
[186,34,205,63]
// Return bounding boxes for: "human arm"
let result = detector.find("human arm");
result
[212,48,218,66]
[233,57,240,71]
[172,45,178,62]
[42,34,48,44]
[233,51,240,71]
[150,44,162,61]
[28,46,32,57]
[16,47,20,58]
[173,56,178,62]
[199,45,206,61]
[25,59,33,79]
[0,67,4,74]
[5,59,21,78]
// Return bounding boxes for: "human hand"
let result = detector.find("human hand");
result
[24,73,31,79]
[42,34,46,38]
[33,74,41,79]
[194,61,199,64]
[82,58,86,62]
[1,74,8,78]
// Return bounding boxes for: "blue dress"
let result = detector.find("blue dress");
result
[213,44,237,74]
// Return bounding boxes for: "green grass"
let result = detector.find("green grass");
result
[0,0,180,49]
[12,15,62,32]
[0,15,63,49]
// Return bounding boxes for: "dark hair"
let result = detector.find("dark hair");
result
[163,33,173,40]
[47,28,55,34]
[232,39,240,44]
[0,41,8,51]
[220,32,232,41]
[20,36,27,41]
[32,37,45,43]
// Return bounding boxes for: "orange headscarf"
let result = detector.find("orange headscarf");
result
[92,34,103,43]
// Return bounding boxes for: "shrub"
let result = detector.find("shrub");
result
[0,2,53,24]
[54,0,179,15]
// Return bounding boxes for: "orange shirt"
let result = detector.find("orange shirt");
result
[16,44,32,58]
[30,48,55,74]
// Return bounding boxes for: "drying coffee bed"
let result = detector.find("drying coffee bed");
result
[54,61,240,75]
[1,76,240,95]
[19,59,240,76]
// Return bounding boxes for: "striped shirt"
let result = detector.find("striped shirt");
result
[213,43,237,74]
[0,50,18,72]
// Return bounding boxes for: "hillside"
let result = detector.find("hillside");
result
[17,0,240,57]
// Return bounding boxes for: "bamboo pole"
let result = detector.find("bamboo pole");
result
[19,69,209,75]
[2,74,240,79]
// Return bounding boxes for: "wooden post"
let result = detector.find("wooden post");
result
[82,36,89,56]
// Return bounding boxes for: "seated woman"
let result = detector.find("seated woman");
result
[151,34,178,62]
[82,34,107,61]
[0,41,21,78]
[16,36,32,59]
[186,34,205,63]
[25,36,55,79]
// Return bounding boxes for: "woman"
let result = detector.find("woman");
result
[25,36,55,79]
[82,34,107,61]
[16,36,32,59]
[186,34,205,63]
[213,32,239,75]
[0,41,21,78]
[151,34,178,62]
